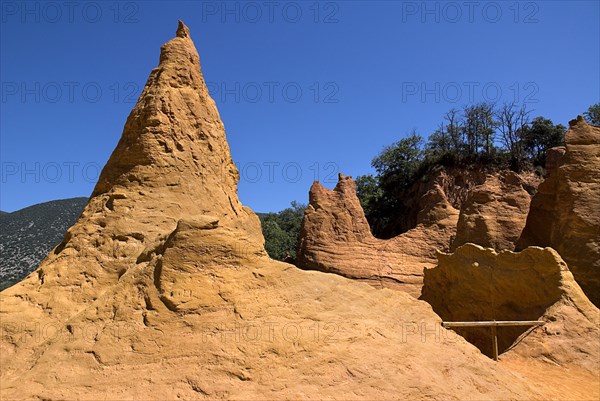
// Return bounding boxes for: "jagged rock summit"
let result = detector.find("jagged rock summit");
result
[297,173,459,297]
[0,22,585,400]
[93,19,260,239]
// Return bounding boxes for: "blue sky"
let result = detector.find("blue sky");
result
[1,1,598,213]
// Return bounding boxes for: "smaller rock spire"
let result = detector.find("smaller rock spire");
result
[176,20,190,38]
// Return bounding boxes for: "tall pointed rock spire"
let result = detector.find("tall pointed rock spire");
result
[90,20,259,236]
[176,19,191,38]
[0,21,264,320]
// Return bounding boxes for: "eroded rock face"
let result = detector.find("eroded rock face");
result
[518,117,600,307]
[451,171,536,251]
[370,167,540,240]
[0,22,555,400]
[0,21,265,325]
[297,173,459,297]
[371,167,483,238]
[421,243,599,374]
[297,169,540,296]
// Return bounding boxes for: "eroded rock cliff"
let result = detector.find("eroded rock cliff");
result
[451,171,536,251]
[421,244,599,399]
[297,169,540,296]
[518,117,600,306]
[297,173,459,297]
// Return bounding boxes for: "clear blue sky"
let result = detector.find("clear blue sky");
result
[1,1,598,213]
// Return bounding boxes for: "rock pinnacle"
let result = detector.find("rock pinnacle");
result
[176,20,190,38]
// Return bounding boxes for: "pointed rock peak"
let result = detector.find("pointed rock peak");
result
[566,114,600,145]
[569,115,586,128]
[334,173,356,194]
[157,20,198,67]
[88,19,263,245]
[176,20,190,38]
[308,181,326,204]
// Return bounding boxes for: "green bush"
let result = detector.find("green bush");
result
[259,201,305,262]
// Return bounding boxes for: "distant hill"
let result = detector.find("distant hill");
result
[0,198,88,291]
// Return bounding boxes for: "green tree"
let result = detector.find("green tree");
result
[462,103,497,158]
[583,103,600,125]
[496,102,530,171]
[275,201,305,236]
[259,201,306,261]
[425,124,451,159]
[423,110,466,166]
[355,174,383,218]
[372,131,423,190]
[261,218,290,261]
[521,117,566,167]
[445,108,463,153]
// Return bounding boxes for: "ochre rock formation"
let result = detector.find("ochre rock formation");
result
[297,169,540,296]
[369,167,539,239]
[518,117,600,307]
[0,22,557,400]
[421,244,599,363]
[451,171,535,251]
[297,173,459,297]
[370,167,482,239]
[0,20,264,326]
[420,244,599,399]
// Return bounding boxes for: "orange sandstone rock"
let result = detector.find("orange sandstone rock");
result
[518,117,600,306]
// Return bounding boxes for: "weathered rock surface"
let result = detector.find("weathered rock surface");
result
[369,167,540,240]
[517,117,600,306]
[297,169,540,296]
[420,244,599,399]
[451,171,535,251]
[0,21,557,400]
[5,258,555,400]
[0,20,265,327]
[370,167,482,239]
[421,244,599,364]
[297,173,459,297]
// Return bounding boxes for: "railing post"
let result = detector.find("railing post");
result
[491,324,498,361]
